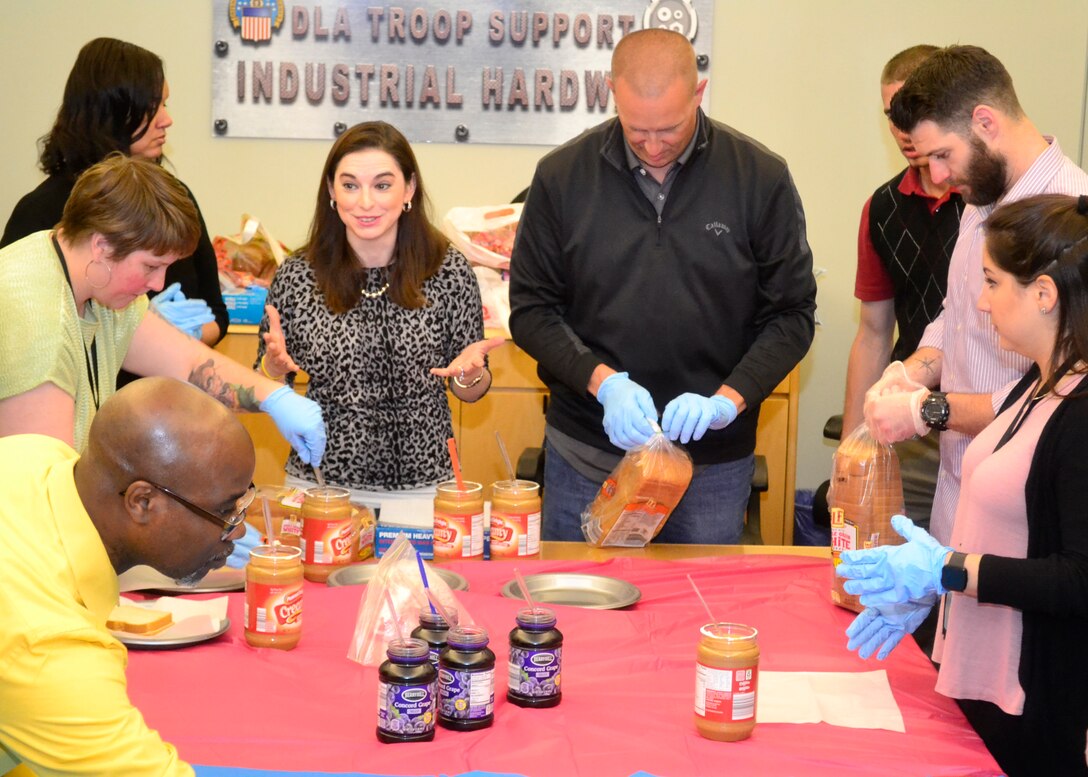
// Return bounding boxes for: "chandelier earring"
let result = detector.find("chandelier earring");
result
[403,201,412,213]
[85,259,112,290]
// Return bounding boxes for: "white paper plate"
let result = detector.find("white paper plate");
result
[112,617,232,650]
[117,565,245,594]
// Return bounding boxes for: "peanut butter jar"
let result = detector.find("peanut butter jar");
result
[489,480,542,559]
[694,623,759,741]
[301,486,355,582]
[244,544,303,650]
[433,480,484,561]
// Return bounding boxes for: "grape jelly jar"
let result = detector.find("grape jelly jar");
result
[411,609,457,668]
[438,626,495,730]
[376,638,437,744]
[507,606,563,708]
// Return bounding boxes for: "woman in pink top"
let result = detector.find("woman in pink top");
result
[837,193,1088,777]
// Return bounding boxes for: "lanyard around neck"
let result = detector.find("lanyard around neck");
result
[51,234,100,410]
[992,356,1077,453]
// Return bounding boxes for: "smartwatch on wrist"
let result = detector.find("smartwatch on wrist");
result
[941,551,969,593]
[920,391,951,432]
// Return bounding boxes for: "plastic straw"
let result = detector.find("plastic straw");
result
[687,574,718,624]
[416,550,436,614]
[424,588,458,628]
[513,567,539,614]
[261,497,276,547]
[494,431,517,484]
[383,589,406,644]
[446,437,466,491]
[313,465,326,487]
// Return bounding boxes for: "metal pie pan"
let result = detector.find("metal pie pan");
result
[500,573,641,610]
[114,618,232,650]
[326,563,469,591]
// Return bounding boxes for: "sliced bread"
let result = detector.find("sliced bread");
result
[107,605,173,635]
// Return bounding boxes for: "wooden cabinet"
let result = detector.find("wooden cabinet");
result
[217,328,799,545]
[451,340,800,546]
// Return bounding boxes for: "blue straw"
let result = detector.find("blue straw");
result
[416,549,436,614]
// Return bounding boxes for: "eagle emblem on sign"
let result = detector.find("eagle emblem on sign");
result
[229,0,284,43]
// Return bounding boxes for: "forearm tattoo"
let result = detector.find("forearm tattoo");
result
[188,359,260,411]
[913,356,939,381]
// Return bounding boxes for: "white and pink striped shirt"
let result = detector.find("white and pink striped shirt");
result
[919,137,1088,544]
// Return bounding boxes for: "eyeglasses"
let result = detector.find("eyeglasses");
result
[120,480,256,541]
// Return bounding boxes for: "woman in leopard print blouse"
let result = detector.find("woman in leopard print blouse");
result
[256,122,503,500]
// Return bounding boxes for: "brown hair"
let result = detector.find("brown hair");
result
[59,153,199,259]
[881,45,939,86]
[304,122,448,313]
[40,37,165,178]
[985,193,1088,391]
[889,45,1023,135]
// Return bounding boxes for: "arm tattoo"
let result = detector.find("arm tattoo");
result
[188,359,260,411]
[915,356,939,380]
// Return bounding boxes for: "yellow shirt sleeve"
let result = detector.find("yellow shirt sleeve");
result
[0,625,193,777]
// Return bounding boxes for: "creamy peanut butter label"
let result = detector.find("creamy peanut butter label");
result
[489,509,541,558]
[301,517,355,565]
[246,582,303,634]
[433,510,484,559]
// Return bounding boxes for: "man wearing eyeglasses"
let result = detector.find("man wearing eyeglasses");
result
[0,376,255,775]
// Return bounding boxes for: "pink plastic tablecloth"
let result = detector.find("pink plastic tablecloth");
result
[126,555,1002,777]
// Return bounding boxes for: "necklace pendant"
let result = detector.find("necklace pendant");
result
[360,282,390,299]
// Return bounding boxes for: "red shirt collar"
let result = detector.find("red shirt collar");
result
[898,165,957,214]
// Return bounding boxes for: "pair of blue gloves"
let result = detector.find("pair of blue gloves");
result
[150,282,215,339]
[596,372,738,450]
[836,514,955,660]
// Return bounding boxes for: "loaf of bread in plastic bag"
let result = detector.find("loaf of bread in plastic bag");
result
[580,433,693,547]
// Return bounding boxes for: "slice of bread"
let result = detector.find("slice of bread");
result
[107,605,173,635]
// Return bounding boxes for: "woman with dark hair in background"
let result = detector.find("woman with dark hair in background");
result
[1,37,228,375]
[257,121,503,506]
[837,193,1088,775]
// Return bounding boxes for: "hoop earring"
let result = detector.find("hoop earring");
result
[403,201,412,213]
[330,198,337,211]
[85,259,112,290]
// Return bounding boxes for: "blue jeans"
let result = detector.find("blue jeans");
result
[542,440,754,544]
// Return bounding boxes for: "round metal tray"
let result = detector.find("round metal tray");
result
[500,573,641,610]
[326,563,469,591]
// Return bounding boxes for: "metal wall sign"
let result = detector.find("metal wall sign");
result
[211,0,714,145]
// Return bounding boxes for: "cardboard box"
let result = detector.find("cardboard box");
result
[223,285,269,325]
[375,524,434,559]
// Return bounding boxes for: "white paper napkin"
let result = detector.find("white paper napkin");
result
[756,670,905,732]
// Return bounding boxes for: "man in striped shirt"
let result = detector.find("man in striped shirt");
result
[863,45,1088,545]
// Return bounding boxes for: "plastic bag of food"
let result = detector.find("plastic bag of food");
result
[580,432,694,547]
[214,214,289,289]
[347,534,472,666]
[441,204,523,270]
[828,423,906,612]
[473,265,510,335]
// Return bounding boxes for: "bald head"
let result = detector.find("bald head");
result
[612,29,697,97]
[85,377,254,490]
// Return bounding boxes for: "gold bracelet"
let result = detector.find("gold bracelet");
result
[452,369,485,389]
[258,354,281,380]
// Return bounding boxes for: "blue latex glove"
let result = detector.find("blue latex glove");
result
[224,523,262,569]
[845,594,938,660]
[596,371,658,450]
[260,386,327,466]
[836,515,952,605]
[151,282,215,338]
[661,393,738,444]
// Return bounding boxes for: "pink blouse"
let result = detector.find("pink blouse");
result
[932,376,1075,713]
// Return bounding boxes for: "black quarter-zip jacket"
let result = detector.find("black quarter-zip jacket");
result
[509,110,817,464]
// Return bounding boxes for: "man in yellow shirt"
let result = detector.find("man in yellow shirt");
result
[0,377,256,775]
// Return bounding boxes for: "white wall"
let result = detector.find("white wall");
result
[3,1,1087,491]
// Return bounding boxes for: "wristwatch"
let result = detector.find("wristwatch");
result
[920,391,951,432]
[941,551,969,593]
